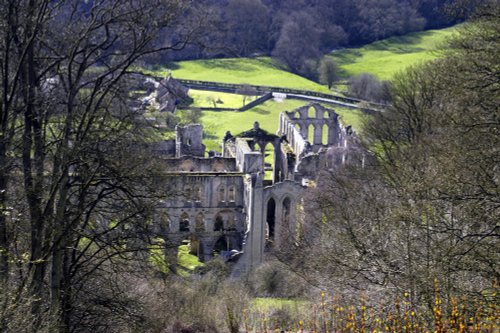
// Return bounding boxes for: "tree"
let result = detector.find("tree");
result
[286,2,499,313]
[318,57,339,89]
[347,73,391,103]
[0,1,199,331]
[353,0,426,42]
[224,0,271,56]
[271,12,322,74]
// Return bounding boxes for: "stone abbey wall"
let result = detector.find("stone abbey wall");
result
[155,103,366,273]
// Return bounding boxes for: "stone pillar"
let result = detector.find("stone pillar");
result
[313,123,323,145]
[328,116,340,146]
[201,239,215,262]
[273,141,283,184]
[245,173,265,268]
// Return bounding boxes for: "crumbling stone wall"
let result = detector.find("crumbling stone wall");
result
[176,124,206,158]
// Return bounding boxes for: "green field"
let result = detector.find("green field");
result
[154,58,331,93]
[188,89,258,109]
[330,25,459,80]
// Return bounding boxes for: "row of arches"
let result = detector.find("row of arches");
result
[180,184,237,204]
[293,123,333,145]
[178,210,237,233]
[218,185,236,203]
[293,106,332,120]
[185,234,240,262]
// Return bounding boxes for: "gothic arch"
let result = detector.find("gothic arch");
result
[307,124,314,143]
[228,185,236,202]
[322,124,329,145]
[266,197,276,241]
[214,213,224,231]
[307,106,315,118]
[281,197,292,237]
[179,212,190,232]
[217,184,225,202]
[213,236,228,254]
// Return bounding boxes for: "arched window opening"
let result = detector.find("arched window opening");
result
[214,214,224,231]
[213,236,228,254]
[282,197,292,237]
[218,185,225,202]
[307,106,315,118]
[308,124,315,143]
[195,213,205,232]
[228,186,236,202]
[322,124,329,145]
[266,198,276,241]
[324,110,329,119]
[295,111,301,119]
[179,213,190,232]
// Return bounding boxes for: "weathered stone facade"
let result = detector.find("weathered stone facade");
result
[155,103,364,274]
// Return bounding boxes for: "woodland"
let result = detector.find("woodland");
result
[0,0,498,332]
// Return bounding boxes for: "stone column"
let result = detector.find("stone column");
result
[313,123,323,145]
[245,173,265,268]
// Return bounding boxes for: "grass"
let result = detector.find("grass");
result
[330,25,459,80]
[151,57,332,93]
[188,89,258,109]
[177,244,204,275]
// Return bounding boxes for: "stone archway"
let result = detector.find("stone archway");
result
[213,236,228,254]
[266,198,276,242]
[214,213,224,231]
[179,212,190,232]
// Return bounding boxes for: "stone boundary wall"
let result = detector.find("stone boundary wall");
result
[239,92,273,111]
[173,78,385,111]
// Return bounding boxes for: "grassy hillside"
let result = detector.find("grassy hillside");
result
[155,58,332,93]
[330,25,458,80]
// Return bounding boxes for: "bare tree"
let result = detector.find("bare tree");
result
[286,4,499,314]
[0,1,202,331]
[318,57,339,89]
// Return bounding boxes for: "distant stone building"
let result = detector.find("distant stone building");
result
[154,103,365,274]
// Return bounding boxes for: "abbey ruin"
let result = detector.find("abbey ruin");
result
[154,103,366,274]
